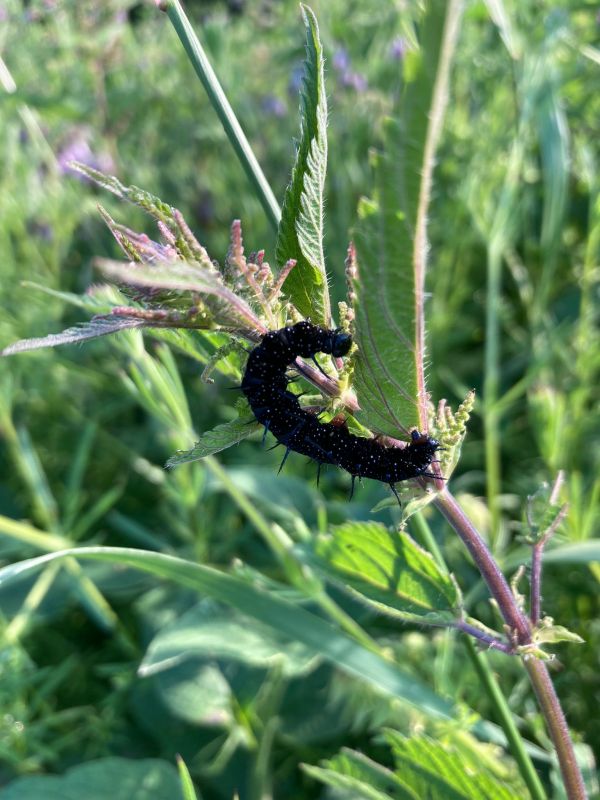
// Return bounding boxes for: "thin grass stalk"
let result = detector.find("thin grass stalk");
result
[161,0,281,233]
[484,242,503,550]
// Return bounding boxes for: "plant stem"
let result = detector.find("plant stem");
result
[525,659,587,800]
[434,488,587,799]
[455,620,512,654]
[161,0,281,233]
[529,475,568,626]
[434,488,530,642]
[464,637,547,800]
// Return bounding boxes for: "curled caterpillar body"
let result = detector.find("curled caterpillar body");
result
[241,321,441,497]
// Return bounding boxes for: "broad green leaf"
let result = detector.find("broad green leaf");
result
[304,748,415,800]
[141,603,318,678]
[0,757,181,800]
[0,547,456,722]
[166,417,260,467]
[276,5,330,324]
[154,661,233,728]
[352,2,461,435]
[385,732,527,800]
[312,522,459,624]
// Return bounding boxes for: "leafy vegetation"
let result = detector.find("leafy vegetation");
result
[0,1,598,798]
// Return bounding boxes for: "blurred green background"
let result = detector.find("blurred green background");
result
[0,1,598,797]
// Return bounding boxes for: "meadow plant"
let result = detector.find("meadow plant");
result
[0,2,597,799]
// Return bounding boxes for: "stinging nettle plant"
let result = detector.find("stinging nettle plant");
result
[0,2,589,799]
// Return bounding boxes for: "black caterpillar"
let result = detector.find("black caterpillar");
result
[241,321,441,503]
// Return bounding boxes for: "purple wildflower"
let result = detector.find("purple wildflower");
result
[57,128,114,178]
[332,48,351,73]
[288,63,304,96]
[390,36,407,60]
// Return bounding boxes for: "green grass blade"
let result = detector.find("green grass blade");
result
[163,0,280,233]
[464,638,546,800]
[276,5,330,324]
[176,755,201,800]
[352,1,463,435]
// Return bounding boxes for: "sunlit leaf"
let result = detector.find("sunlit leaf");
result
[176,755,201,800]
[277,5,330,324]
[141,603,318,678]
[304,748,412,800]
[96,259,260,329]
[312,521,459,624]
[1,316,146,356]
[352,1,461,435]
[166,417,260,467]
[385,731,526,800]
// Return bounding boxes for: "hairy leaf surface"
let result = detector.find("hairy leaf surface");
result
[166,417,260,467]
[352,2,458,435]
[276,6,330,324]
[313,521,459,624]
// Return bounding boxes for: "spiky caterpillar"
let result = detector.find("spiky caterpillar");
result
[241,321,441,501]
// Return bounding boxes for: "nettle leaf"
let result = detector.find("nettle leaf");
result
[304,748,413,800]
[96,258,260,329]
[1,316,147,356]
[276,5,330,324]
[166,416,260,467]
[385,732,526,800]
[312,521,459,625]
[308,734,527,800]
[532,620,584,646]
[352,1,458,435]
